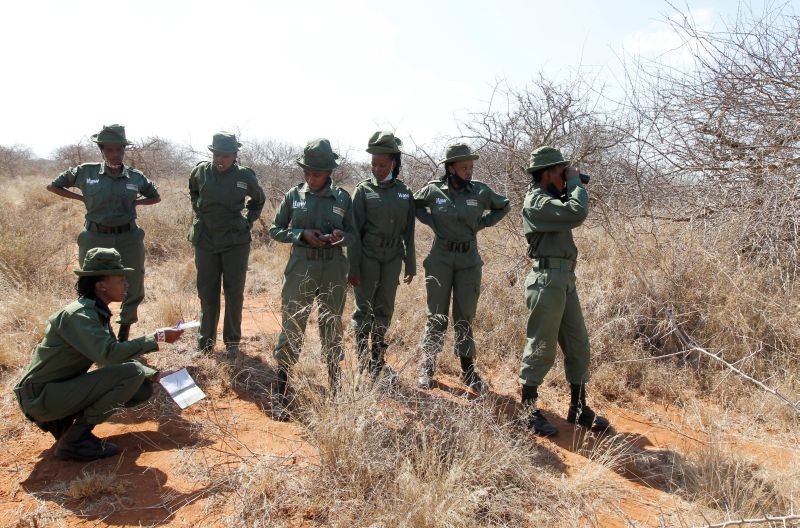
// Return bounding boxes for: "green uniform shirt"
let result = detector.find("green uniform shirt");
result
[522,175,588,260]
[51,163,160,226]
[269,181,358,250]
[17,298,159,388]
[350,176,416,277]
[189,161,267,252]
[414,178,510,242]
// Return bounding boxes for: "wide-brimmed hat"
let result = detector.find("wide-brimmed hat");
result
[74,248,133,277]
[296,138,340,171]
[90,124,132,146]
[439,143,479,164]
[208,132,242,153]
[526,146,570,173]
[366,131,403,154]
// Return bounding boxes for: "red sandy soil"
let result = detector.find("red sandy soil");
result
[1,296,795,527]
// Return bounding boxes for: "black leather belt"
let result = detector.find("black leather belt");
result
[85,220,136,234]
[292,246,342,260]
[435,237,473,253]
[363,233,400,248]
[532,257,577,272]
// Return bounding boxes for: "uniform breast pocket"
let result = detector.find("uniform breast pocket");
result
[326,205,346,230]
[365,198,382,211]
[230,185,247,207]
[124,184,140,202]
[290,208,309,229]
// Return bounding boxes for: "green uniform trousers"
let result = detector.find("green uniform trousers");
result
[519,268,591,386]
[195,243,250,350]
[421,247,482,359]
[16,361,153,425]
[273,251,348,366]
[78,227,145,325]
[351,255,403,338]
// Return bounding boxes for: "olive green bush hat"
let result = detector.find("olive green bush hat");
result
[439,143,479,164]
[526,146,570,173]
[366,131,403,154]
[90,124,132,146]
[296,138,340,171]
[74,248,133,277]
[208,132,242,153]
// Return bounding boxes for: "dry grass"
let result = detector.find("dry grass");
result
[1,174,798,526]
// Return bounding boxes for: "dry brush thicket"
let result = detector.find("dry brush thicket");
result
[0,5,798,527]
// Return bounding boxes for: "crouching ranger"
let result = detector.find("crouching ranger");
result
[269,139,358,419]
[13,248,184,461]
[519,146,610,437]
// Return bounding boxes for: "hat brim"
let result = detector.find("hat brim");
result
[366,146,402,154]
[74,267,134,277]
[208,144,242,154]
[90,134,132,146]
[526,159,570,173]
[296,157,340,171]
[439,154,479,165]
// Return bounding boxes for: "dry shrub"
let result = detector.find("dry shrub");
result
[63,467,126,500]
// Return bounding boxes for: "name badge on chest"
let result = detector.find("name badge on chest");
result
[236,181,248,190]
[292,200,307,210]
[398,192,410,200]
[86,178,99,185]
[466,199,478,207]
[435,197,448,205]
[332,206,345,217]
[126,183,138,191]
[366,192,380,200]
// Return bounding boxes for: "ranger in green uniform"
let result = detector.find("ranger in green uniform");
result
[13,248,183,461]
[519,146,610,436]
[349,131,416,382]
[414,143,510,392]
[269,138,357,418]
[47,124,161,342]
[189,132,266,355]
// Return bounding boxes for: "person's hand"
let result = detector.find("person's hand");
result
[329,229,345,245]
[302,229,326,247]
[565,166,580,180]
[402,274,414,284]
[348,276,361,286]
[156,328,184,344]
[153,369,176,383]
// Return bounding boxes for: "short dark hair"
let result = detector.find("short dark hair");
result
[391,153,402,178]
[75,276,103,299]
[530,168,545,183]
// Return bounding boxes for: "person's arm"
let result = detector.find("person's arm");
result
[188,167,200,214]
[47,167,84,202]
[348,188,366,280]
[135,175,161,206]
[58,309,159,366]
[245,175,267,227]
[268,192,304,244]
[403,190,417,279]
[524,176,589,231]
[414,185,433,226]
[478,186,511,230]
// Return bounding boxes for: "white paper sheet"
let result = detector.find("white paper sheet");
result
[158,368,206,409]
[175,320,201,330]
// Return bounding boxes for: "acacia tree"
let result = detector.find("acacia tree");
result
[0,144,34,177]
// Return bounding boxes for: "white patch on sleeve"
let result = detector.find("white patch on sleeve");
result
[332,206,345,217]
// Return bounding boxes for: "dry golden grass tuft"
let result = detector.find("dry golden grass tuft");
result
[63,467,127,501]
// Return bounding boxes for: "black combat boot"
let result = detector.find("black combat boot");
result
[55,416,119,461]
[460,356,489,394]
[271,366,290,422]
[35,414,77,440]
[369,336,398,387]
[356,332,370,374]
[327,359,342,397]
[117,324,131,342]
[566,384,610,432]
[521,385,558,437]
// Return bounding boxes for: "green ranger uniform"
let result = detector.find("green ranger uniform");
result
[270,140,357,372]
[14,249,159,429]
[350,131,416,375]
[51,162,159,326]
[519,155,590,387]
[350,177,416,335]
[189,133,266,352]
[414,146,510,364]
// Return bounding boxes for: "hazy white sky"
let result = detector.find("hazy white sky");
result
[0,0,788,161]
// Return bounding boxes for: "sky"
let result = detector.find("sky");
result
[0,0,791,162]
